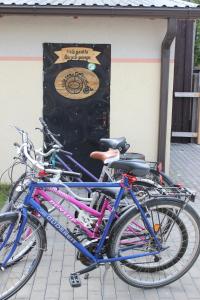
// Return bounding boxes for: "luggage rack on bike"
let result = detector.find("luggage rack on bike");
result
[144,186,196,202]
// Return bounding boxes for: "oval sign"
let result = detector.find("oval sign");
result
[54,67,100,100]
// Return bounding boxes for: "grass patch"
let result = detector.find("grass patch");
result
[0,184,10,208]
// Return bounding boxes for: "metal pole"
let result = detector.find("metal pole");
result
[157,18,177,170]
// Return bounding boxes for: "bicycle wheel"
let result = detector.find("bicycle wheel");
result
[0,212,45,299]
[108,198,200,288]
[122,206,188,272]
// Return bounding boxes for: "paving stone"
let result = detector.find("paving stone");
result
[73,284,88,299]
[129,286,146,300]
[33,278,48,291]
[88,292,102,300]
[183,284,200,299]
[157,287,173,298]
[30,290,46,300]
[143,289,159,300]
[45,285,60,298]
[59,291,74,300]
[87,278,101,291]
[47,274,62,285]
[15,284,32,299]
[116,291,131,300]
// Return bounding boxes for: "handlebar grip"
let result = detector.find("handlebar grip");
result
[35,127,44,133]
[14,142,20,148]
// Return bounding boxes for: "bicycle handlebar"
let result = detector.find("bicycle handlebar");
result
[22,143,44,170]
[44,169,81,178]
[14,137,81,178]
[35,145,61,157]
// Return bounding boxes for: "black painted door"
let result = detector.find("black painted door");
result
[43,43,111,178]
[172,20,194,143]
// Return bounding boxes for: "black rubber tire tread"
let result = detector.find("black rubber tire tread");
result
[108,197,200,288]
[0,212,45,300]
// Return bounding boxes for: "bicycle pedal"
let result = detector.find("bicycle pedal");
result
[69,273,81,288]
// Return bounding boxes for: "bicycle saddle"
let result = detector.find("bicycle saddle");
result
[109,159,150,177]
[100,137,126,149]
[90,149,120,164]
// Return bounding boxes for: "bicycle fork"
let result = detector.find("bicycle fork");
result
[0,208,28,269]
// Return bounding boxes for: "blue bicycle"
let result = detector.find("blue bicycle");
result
[0,130,200,299]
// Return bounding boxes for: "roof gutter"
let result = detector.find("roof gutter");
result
[157,18,177,171]
[0,6,199,19]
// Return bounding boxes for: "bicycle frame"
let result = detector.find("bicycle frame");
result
[53,152,98,181]
[1,179,163,269]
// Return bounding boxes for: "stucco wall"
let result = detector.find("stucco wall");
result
[0,15,173,180]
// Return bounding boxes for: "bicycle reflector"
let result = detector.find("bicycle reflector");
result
[37,170,49,178]
[153,224,160,232]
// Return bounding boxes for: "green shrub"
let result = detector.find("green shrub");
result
[0,184,10,208]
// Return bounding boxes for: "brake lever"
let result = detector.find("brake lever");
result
[14,126,24,134]
[13,142,20,148]
[35,127,44,133]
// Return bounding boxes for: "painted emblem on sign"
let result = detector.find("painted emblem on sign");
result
[54,67,100,100]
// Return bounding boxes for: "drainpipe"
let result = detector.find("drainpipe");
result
[157,18,177,171]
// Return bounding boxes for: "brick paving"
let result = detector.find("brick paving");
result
[8,143,200,299]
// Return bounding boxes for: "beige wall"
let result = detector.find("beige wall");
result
[111,62,160,157]
[0,16,167,58]
[0,61,43,181]
[0,15,173,181]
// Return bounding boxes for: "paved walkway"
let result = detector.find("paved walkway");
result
[11,144,200,299]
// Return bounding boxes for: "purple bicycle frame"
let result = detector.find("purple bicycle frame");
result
[34,187,107,239]
[33,187,147,243]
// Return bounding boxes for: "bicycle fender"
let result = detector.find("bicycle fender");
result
[0,211,19,221]
[28,213,47,251]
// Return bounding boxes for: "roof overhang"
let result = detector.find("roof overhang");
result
[0,5,200,19]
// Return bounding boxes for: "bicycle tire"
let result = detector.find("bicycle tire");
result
[108,197,200,288]
[122,207,188,272]
[0,212,45,299]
